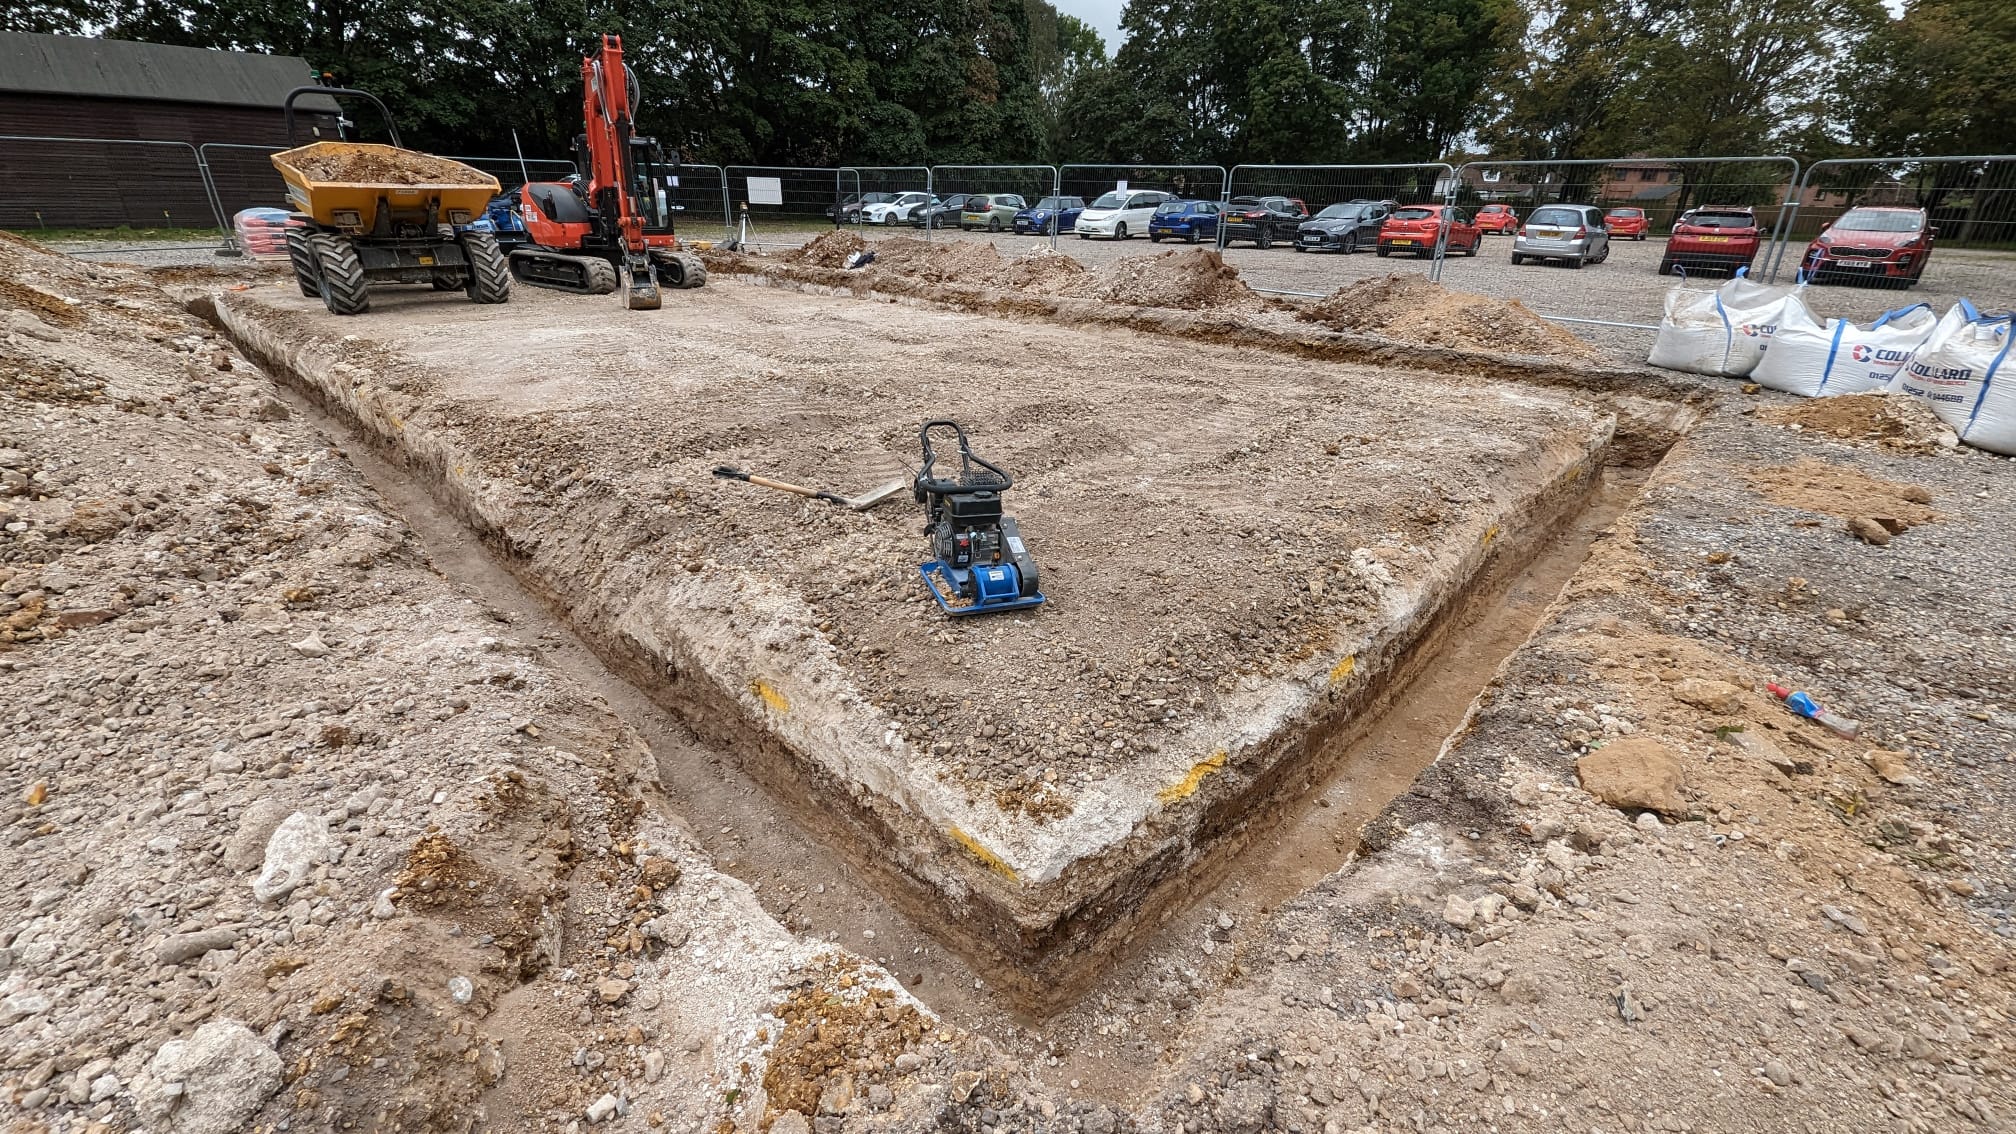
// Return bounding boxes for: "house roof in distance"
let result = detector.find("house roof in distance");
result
[0,31,335,111]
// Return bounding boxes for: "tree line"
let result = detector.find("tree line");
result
[8,0,2010,165]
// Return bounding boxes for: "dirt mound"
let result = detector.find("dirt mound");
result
[1061,249,1261,310]
[788,229,869,268]
[996,246,1088,292]
[1759,391,1953,451]
[868,236,1007,283]
[1746,456,1937,526]
[1298,273,1596,360]
[282,147,493,186]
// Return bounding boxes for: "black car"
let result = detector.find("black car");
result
[914,193,980,229]
[1220,195,1309,248]
[1295,199,1395,254]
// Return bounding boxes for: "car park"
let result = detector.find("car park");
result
[1475,203,1519,235]
[1376,204,1481,257]
[1660,206,1761,275]
[1603,207,1649,240]
[1221,196,1309,248]
[860,191,934,225]
[1295,199,1393,253]
[914,193,978,229]
[961,193,1028,231]
[1013,196,1087,234]
[828,191,895,224]
[1799,205,1934,288]
[1510,204,1611,269]
[1148,199,1221,242]
[1075,189,1171,240]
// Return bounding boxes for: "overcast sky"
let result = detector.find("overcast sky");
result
[1054,0,1127,57]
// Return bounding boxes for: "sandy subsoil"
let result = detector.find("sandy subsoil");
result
[278,146,495,187]
[11,225,2016,1134]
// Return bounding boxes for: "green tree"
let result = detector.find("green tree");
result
[1478,0,1654,161]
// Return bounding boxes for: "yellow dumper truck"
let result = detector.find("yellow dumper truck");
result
[274,87,511,315]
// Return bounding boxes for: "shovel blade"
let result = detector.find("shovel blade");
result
[846,478,910,511]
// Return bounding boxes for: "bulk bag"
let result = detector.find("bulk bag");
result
[1890,301,2016,453]
[1647,269,1809,377]
[1752,302,1937,397]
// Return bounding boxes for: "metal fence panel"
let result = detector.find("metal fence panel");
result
[1056,164,1228,251]
[841,165,933,241]
[724,165,848,249]
[929,165,1059,237]
[1770,155,2016,285]
[0,136,219,231]
[1223,162,1453,267]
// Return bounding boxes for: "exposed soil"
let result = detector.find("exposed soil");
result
[1297,272,1599,360]
[1745,457,1938,527]
[1758,390,1956,451]
[15,224,2016,1134]
[787,229,868,268]
[279,146,495,187]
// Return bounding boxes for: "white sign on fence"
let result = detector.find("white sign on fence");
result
[746,176,784,206]
[1115,180,1129,192]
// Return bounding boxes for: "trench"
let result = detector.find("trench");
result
[194,291,1674,1102]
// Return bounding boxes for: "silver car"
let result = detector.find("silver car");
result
[1510,204,1611,269]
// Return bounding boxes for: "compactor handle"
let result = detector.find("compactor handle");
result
[915,420,1011,496]
[285,86,402,149]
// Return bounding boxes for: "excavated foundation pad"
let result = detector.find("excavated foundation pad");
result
[206,281,1612,1006]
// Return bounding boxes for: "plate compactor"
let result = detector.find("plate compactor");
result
[914,421,1044,616]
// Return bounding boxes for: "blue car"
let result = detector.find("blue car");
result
[1148,199,1222,243]
[1012,196,1087,235]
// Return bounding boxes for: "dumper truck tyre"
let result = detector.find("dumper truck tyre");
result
[284,226,320,298]
[462,232,512,305]
[309,233,370,316]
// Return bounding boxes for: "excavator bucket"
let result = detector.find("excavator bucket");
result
[622,254,661,311]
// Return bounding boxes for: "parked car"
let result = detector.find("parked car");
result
[1669,208,1698,234]
[1799,205,1934,288]
[914,193,979,229]
[1148,199,1221,242]
[1012,196,1087,234]
[1603,207,1649,240]
[1221,195,1308,248]
[828,191,895,223]
[1660,206,1761,275]
[961,193,1028,231]
[860,191,934,226]
[1295,199,1394,253]
[1511,204,1611,268]
[1376,204,1481,257]
[1475,203,1519,235]
[1075,189,1171,240]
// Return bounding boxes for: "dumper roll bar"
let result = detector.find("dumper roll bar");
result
[283,86,402,149]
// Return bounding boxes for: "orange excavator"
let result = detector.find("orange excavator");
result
[509,35,705,309]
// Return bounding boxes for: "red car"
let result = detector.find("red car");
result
[1799,206,1934,288]
[1475,204,1519,235]
[1377,205,1482,258]
[1604,207,1649,240]
[1659,206,1761,275]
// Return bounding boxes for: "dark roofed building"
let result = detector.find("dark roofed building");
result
[0,32,335,229]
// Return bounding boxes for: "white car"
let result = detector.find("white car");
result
[1075,189,1171,240]
[860,192,934,226]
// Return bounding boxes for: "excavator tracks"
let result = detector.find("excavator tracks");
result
[508,250,620,296]
[651,250,708,290]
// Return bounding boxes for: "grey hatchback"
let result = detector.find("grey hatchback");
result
[1510,204,1611,269]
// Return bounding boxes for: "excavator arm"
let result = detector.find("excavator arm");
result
[581,35,661,309]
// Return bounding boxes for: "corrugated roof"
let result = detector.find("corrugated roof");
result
[0,32,335,111]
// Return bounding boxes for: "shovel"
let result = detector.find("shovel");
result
[712,466,909,511]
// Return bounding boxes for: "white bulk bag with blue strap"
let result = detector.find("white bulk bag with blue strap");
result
[1752,302,1937,397]
[1647,269,1808,377]
[1889,302,2016,453]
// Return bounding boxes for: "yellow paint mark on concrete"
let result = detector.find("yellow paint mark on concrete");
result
[1482,523,1501,546]
[1328,654,1357,686]
[1157,749,1228,805]
[949,826,1018,882]
[752,680,790,713]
